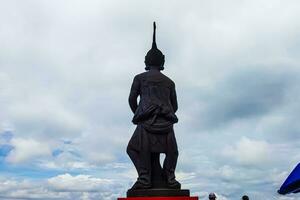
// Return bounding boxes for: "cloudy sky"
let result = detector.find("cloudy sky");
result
[1,0,300,199]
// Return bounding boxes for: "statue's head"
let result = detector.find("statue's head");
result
[145,22,165,70]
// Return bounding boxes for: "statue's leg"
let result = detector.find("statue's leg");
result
[138,127,151,186]
[127,145,151,189]
[126,146,139,174]
[127,126,141,175]
[163,128,181,189]
[151,152,167,188]
[127,125,151,189]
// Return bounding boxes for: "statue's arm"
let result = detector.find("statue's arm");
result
[128,76,140,113]
[170,83,178,112]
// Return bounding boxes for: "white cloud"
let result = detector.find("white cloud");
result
[8,95,86,138]
[6,137,51,164]
[217,165,234,180]
[48,173,115,192]
[222,137,272,166]
[0,174,124,200]
[1,0,300,199]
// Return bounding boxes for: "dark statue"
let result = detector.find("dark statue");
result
[126,22,186,197]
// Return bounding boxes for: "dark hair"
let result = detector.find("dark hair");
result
[144,49,165,70]
[209,193,216,199]
[242,195,249,200]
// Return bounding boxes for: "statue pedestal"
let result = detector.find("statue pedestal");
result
[127,189,190,197]
[118,189,198,200]
[118,197,198,200]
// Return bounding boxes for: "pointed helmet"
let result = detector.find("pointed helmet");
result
[145,22,165,70]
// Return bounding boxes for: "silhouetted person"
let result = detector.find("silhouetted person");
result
[209,193,216,200]
[127,22,180,190]
[242,195,249,200]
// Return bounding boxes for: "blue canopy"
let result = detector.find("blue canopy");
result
[278,163,300,195]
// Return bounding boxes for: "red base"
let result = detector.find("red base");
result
[118,197,198,200]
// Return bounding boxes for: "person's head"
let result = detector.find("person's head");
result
[144,22,165,71]
[242,195,249,200]
[209,192,216,200]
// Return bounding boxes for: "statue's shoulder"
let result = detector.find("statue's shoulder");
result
[134,72,147,79]
[135,72,175,87]
[132,72,145,82]
[161,73,175,87]
[138,71,148,76]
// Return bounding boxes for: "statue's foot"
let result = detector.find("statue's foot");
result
[164,169,181,189]
[130,180,151,190]
[167,179,181,189]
